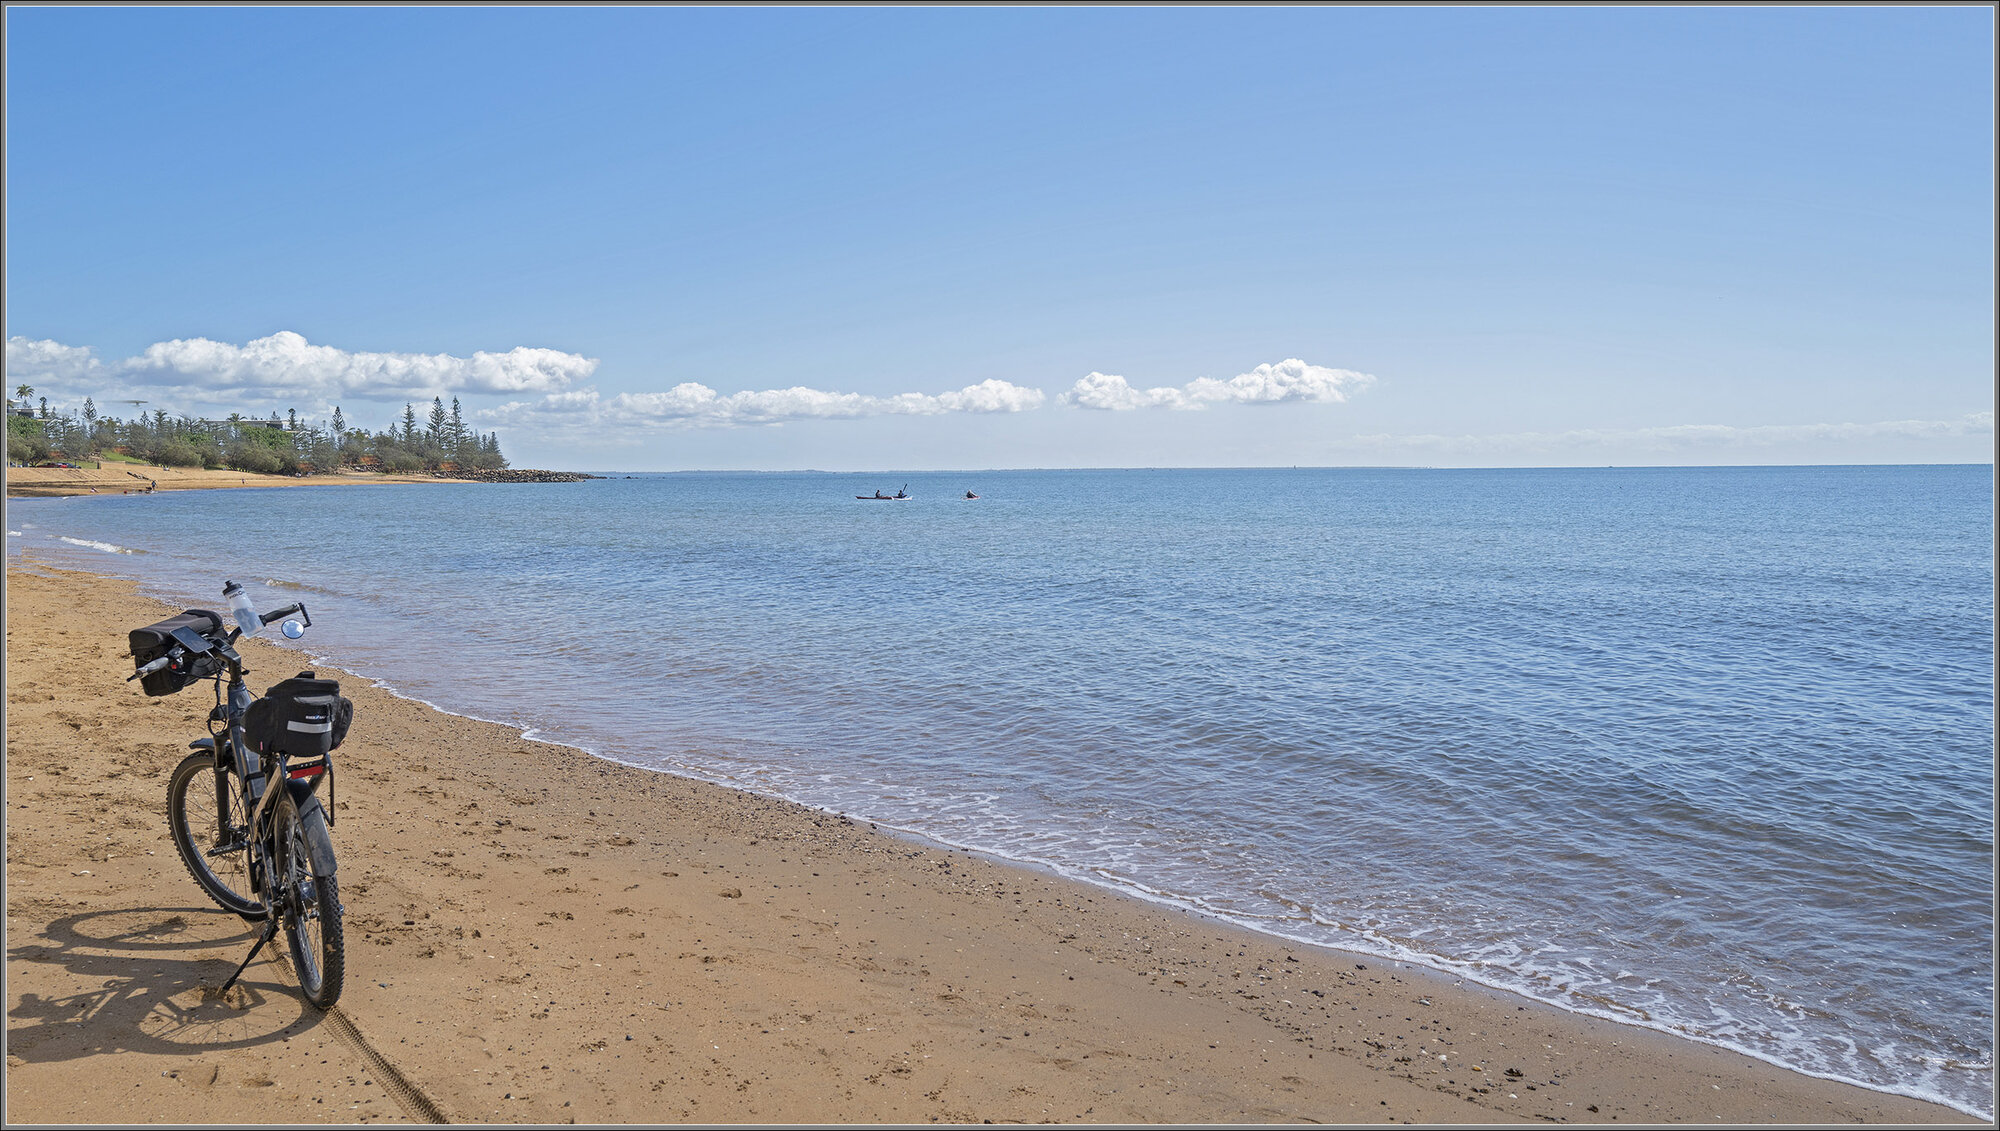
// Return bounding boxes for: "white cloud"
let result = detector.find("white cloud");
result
[6,336,105,384]
[932,378,1049,414]
[484,377,1047,431]
[1065,371,1190,410]
[123,330,597,401]
[1063,358,1375,410]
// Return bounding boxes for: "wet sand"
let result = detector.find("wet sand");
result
[3,562,1977,1124]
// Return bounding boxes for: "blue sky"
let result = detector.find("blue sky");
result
[6,6,1992,470]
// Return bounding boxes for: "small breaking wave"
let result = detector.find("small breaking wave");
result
[57,536,138,554]
[262,577,344,596]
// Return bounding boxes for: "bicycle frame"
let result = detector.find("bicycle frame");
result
[201,644,340,999]
[193,639,334,915]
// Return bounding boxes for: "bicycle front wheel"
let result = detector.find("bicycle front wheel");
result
[276,790,345,1009]
[166,751,262,919]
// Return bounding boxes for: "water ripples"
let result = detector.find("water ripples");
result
[9,466,1992,1117]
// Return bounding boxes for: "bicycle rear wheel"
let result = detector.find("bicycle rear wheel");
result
[166,751,262,919]
[276,790,345,1009]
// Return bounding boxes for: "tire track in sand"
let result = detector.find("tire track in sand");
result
[269,953,449,1123]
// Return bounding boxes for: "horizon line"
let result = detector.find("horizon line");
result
[559,461,1997,475]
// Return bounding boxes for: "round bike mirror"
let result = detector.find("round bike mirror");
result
[280,619,306,640]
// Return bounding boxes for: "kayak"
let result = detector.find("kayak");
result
[855,495,912,501]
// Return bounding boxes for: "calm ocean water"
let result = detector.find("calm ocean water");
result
[9,465,1993,1116]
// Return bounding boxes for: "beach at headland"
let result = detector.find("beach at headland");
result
[3,562,1977,1124]
[5,465,454,499]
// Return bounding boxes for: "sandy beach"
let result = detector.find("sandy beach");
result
[5,465,456,498]
[3,562,1976,1125]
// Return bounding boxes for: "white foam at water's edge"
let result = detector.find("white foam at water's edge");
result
[636,762,2000,1119]
[56,535,136,554]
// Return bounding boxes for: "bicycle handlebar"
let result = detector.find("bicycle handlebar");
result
[129,654,173,680]
[130,622,228,681]
[260,601,311,628]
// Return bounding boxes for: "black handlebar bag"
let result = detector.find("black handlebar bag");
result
[128,609,225,697]
[245,674,354,759]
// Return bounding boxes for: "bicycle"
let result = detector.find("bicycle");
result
[129,580,350,1009]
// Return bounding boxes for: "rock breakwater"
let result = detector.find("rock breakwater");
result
[438,469,601,483]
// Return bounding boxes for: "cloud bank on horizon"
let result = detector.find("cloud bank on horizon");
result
[7,331,1988,463]
[5,331,597,408]
[482,378,1050,431]
[8,332,1370,431]
[483,358,1368,431]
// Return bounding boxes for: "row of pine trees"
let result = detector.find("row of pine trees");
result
[7,385,508,475]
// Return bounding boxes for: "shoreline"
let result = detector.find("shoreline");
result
[5,561,1981,1124]
[5,465,452,498]
[513,729,1992,1122]
[4,466,594,498]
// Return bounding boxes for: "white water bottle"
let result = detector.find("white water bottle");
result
[224,580,262,638]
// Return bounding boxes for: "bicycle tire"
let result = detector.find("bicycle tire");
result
[276,790,345,1010]
[166,751,263,919]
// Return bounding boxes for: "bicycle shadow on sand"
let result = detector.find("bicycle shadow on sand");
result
[7,903,325,1064]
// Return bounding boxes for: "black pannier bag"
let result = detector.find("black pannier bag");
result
[244,672,354,759]
[128,609,225,697]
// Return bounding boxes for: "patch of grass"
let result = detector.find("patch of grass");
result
[95,450,148,464]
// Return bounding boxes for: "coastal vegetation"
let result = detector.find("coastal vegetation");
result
[6,384,507,475]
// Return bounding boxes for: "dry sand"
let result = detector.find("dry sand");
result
[3,562,1976,1124]
[6,465,452,498]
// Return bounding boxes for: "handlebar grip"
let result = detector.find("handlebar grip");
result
[129,654,173,680]
[259,603,303,626]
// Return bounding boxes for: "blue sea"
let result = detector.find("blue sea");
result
[9,465,1993,1117]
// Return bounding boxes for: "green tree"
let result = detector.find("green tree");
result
[8,420,52,464]
[425,397,447,450]
[297,425,338,474]
[156,439,204,467]
[483,431,510,470]
[226,421,296,473]
[226,443,285,475]
[9,411,50,461]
